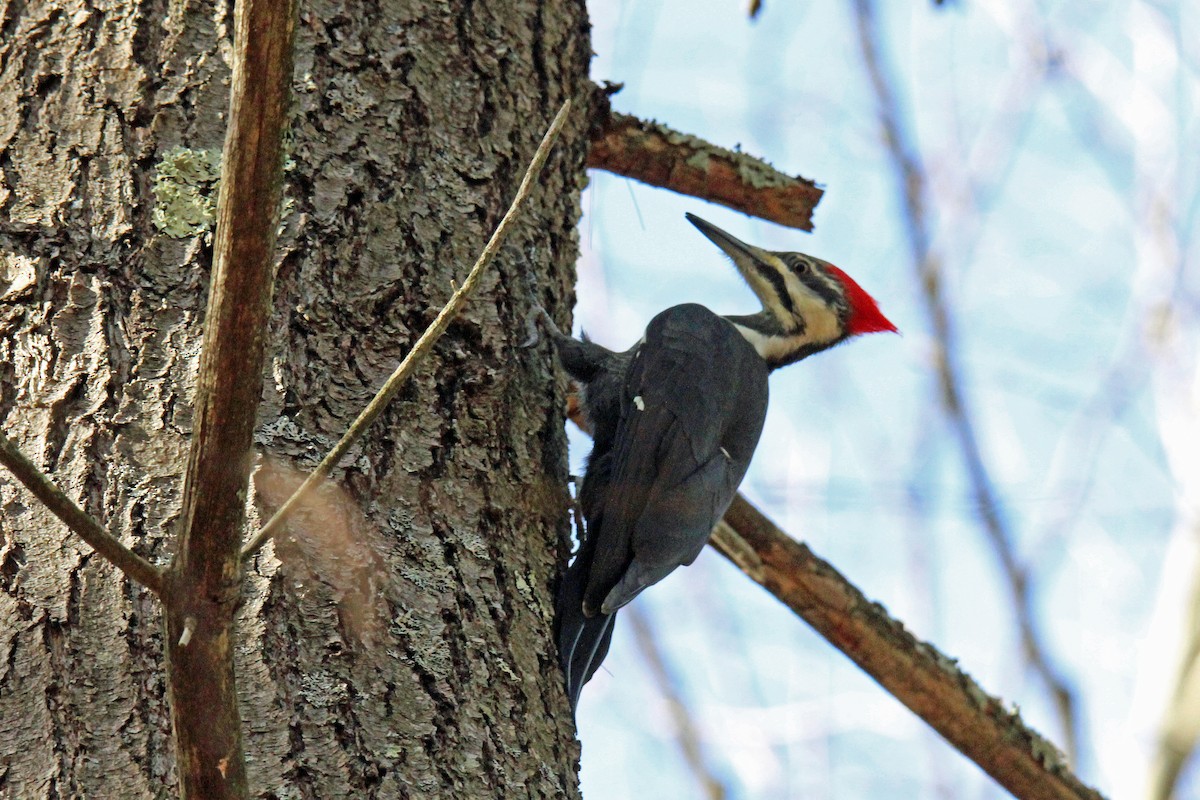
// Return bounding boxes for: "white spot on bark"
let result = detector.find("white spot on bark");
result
[634,395,645,411]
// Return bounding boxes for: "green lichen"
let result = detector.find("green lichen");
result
[685,150,711,170]
[644,115,797,187]
[152,144,297,239]
[152,146,222,238]
[964,678,994,710]
[1028,729,1068,770]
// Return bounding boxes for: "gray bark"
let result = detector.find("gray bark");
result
[0,0,590,796]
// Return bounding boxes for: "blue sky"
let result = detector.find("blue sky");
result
[570,1,1199,798]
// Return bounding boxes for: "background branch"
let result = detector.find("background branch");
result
[852,0,1080,762]
[0,431,163,594]
[628,605,729,800]
[587,88,822,231]
[1150,542,1200,800]
[710,494,1106,800]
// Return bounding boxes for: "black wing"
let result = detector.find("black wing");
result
[556,304,768,709]
[584,303,769,614]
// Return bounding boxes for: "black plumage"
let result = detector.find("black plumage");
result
[550,304,768,709]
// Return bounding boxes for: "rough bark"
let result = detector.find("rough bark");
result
[0,0,590,797]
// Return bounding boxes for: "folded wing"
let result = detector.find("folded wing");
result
[557,304,769,708]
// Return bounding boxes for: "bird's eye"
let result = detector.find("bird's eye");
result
[790,256,809,275]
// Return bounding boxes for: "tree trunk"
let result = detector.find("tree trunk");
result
[0,1,590,796]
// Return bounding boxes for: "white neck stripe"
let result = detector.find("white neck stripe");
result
[732,323,810,364]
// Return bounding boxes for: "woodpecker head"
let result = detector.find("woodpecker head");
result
[687,213,896,368]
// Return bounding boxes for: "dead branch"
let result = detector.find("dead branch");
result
[852,0,1080,761]
[587,90,822,231]
[161,0,297,795]
[711,494,1107,800]
[0,430,164,594]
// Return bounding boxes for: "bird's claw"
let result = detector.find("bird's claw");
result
[521,304,558,348]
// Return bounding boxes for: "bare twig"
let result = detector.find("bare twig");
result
[1109,13,1200,796]
[240,99,572,560]
[162,0,297,795]
[711,494,1107,800]
[628,605,728,800]
[1149,529,1200,800]
[852,0,1080,761]
[588,95,822,231]
[0,430,164,594]
[1143,296,1200,792]
[928,11,1053,270]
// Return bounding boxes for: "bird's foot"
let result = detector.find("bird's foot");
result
[521,304,561,348]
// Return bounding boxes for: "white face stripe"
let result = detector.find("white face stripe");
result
[770,261,842,341]
[732,271,843,366]
[755,253,842,342]
[731,323,798,362]
[793,291,842,345]
[746,257,795,327]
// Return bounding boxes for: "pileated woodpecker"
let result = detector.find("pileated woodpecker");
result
[540,213,896,710]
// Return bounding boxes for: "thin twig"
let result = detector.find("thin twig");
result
[1149,527,1200,800]
[587,92,822,231]
[240,98,572,560]
[711,494,1107,800]
[0,430,164,594]
[852,0,1080,762]
[628,605,728,800]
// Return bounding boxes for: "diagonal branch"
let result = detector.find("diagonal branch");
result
[0,430,164,594]
[710,494,1107,800]
[628,605,729,800]
[587,87,822,231]
[239,98,572,560]
[852,0,1080,762]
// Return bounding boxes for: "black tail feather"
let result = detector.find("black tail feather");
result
[559,608,616,711]
[555,558,617,711]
